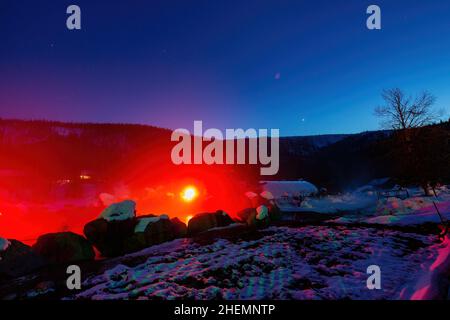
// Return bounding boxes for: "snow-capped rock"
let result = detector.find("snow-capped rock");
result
[134,214,170,233]
[237,207,270,229]
[32,232,95,264]
[129,214,178,250]
[0,237,11,252]
[99,200,136,222]
[244,191,258,199]
[260,191,274,200]
[84,217,137,257]
[187,211,234,235]
[134,217,161,233]
[256,205,269,221]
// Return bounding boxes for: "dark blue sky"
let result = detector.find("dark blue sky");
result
[0,0,449,136]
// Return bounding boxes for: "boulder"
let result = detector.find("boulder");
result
[99,200,136,222]
[124,214,177,252]
[260,191,275,201]
[215,210,235,226]
[32,232,95,264]
[187,210,234,235]
[170,217,188,238]
[84,200,138,257]
[237,208,255,225]
[141,216,174,245]
[84,218,137,257]
[0,239,46,279]
[256,205,269,220]
[245,191,260,208]
[268,203,282,221]
[245,191,280,217]
[237,205,270,229]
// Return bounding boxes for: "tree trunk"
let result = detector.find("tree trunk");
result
[422,183,431,196]
[432,186,438,198]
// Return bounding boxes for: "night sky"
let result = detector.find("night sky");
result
[0,0,449,136]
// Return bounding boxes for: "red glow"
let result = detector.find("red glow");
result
[0,120,261,244]
[0,165,257,245]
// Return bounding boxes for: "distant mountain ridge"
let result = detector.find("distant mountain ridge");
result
[279,134,352,157]
[0,118,373,156]
[0,118,404,192]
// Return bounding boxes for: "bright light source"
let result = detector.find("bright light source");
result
[181,186,198,202]
[186,215,193,223]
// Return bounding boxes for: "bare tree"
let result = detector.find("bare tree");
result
[375,88,446,196]
[375,88,439,130]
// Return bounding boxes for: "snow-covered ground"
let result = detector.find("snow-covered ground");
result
[72,225,446,300]
[275,185,450,227]
[65,186,450,301]
[330,186,450,226]
[293,193,378,214]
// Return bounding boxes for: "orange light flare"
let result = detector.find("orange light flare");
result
[185,215,193,224]
[180,186,198,203]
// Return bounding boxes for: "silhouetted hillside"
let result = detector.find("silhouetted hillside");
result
[1,118,448,196]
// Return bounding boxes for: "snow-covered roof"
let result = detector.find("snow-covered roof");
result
[0,237,11,252]
[99,200,136,222]
[261,181,318,198]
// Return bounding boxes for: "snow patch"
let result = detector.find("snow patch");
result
[331,187,450,227]
[134,214,170,233]
[99,200,136,222]
[74,226,438,300]
[134,217,160,233]
[280,192,377,214]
